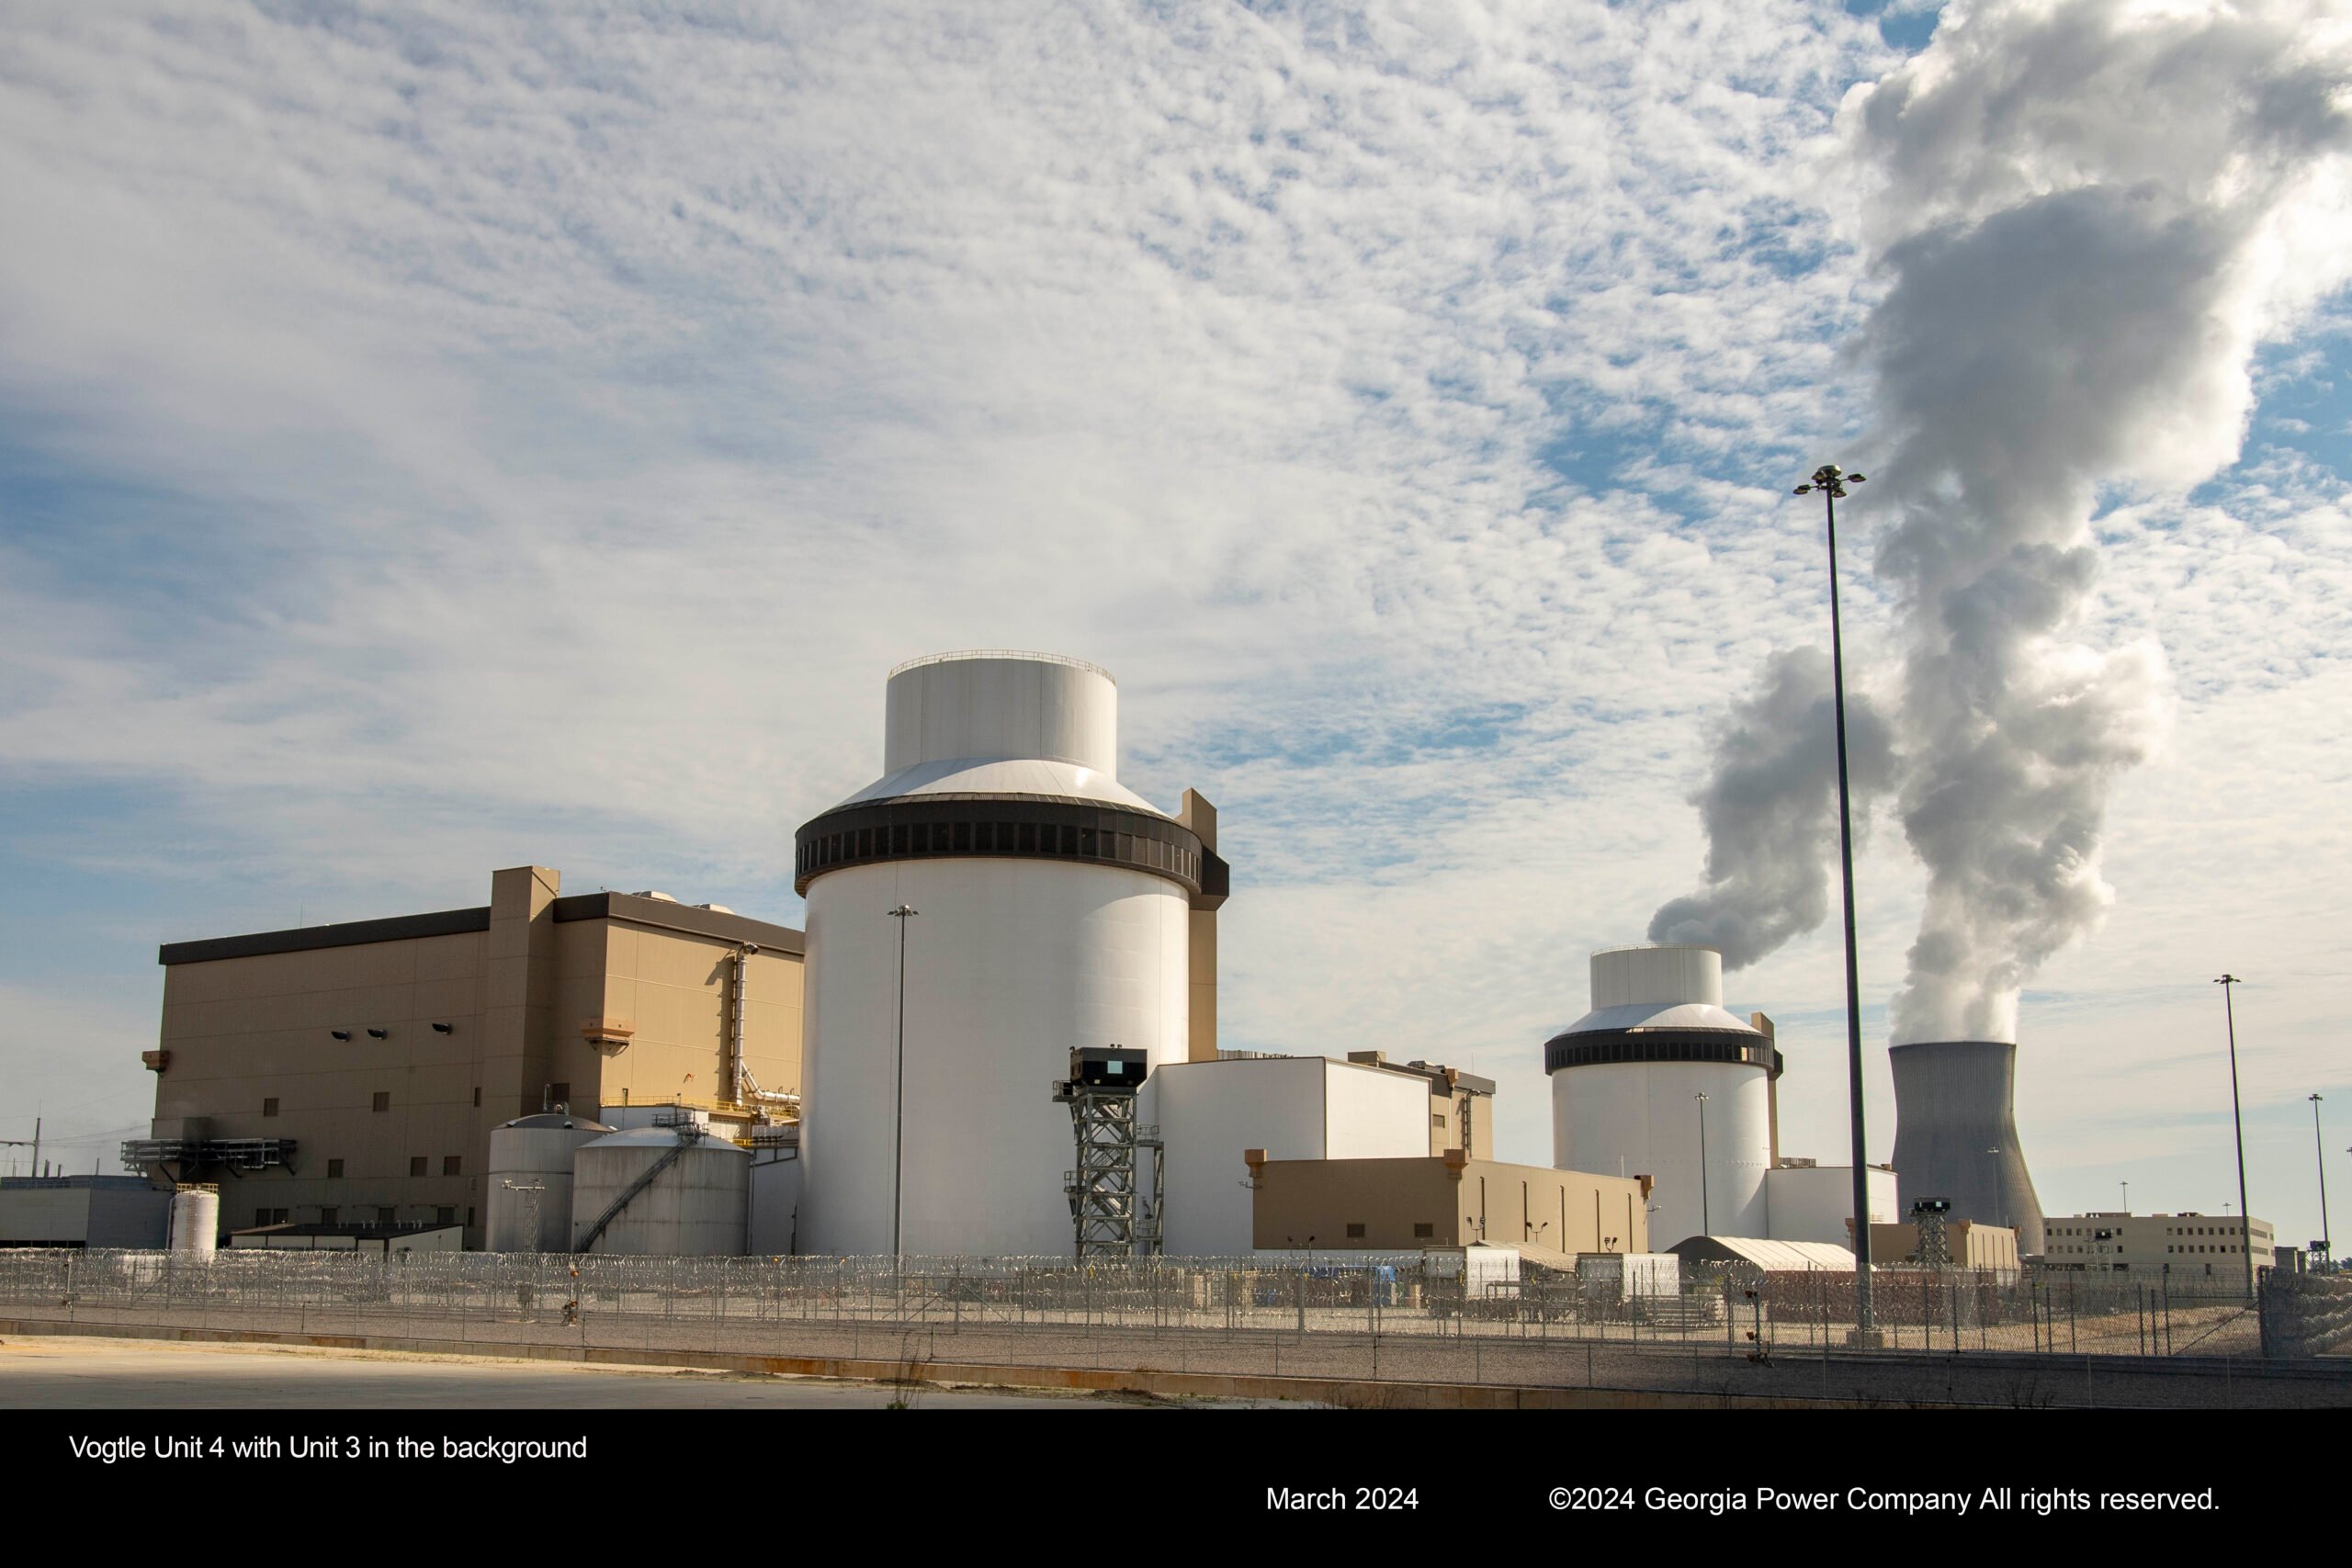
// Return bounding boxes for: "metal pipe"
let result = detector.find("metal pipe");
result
[2216,975,2256,1300]
[889,904,919,1258]
[1794,462,1875,1338]
[2311,1093,2331,1265]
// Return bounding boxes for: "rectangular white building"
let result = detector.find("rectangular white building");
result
[1763,1160,1898,1247]
[1148,1054,1430,1256]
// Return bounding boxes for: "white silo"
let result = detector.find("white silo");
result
[167,1184,219,1256]
[796,651,1225,1257]
[486,1111,613,1252]
[569,1125,748,1257]
[1545,945,1778,1247]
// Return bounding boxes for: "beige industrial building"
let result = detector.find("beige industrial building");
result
[1248,1150,1653,1260]
[1345,1051,1496,1157]
[2041,1211,2277,1279]
[132,865,804,1247]
[1863,1218,2020,1273]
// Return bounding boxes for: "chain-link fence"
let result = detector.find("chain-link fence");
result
[0,1247,2279,1365]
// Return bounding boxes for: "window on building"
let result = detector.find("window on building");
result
[378,1205,399,1224]
[1432,1113,1447,1130]
[1345,1223,1367,1239]
[1413,1223,1435,1239]
[443,1155,461,1176]
[466,1207,475,1226]
[435,1206,456,1226]
[472,1088,481,1108]
[319,1207,338,1225]
[326,1158,345,1178]
[409,1156,428,1177]
[262,1097,279,1117]
[548,1082,571,1106]
[372,1091,390,1112]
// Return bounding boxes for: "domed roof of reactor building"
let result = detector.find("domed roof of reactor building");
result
[823,649,1174,818]
[1549,943,1766,1039]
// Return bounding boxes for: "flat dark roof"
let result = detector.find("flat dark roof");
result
[161,890,803,966]
[159,906,492,966]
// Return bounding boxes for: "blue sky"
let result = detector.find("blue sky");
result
[2,0,2348,1251]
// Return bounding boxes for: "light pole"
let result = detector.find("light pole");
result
[889,903,919,1258]
[1693,1091,1712,1236]
[2215,975,2256,1300]
[1792,461,1874,1339]
[2311,1093,2332,1266]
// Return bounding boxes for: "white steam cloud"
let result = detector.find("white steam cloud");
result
[1654,0,2352,1043]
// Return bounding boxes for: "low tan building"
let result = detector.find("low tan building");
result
[2041,1211,2277,1280]
[1249,1150,1652,1257]
[1864,1218,2020,1273]
[130,864,804,1247]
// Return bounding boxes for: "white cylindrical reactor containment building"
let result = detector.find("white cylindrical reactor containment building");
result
[1545,945,1777,1247]
[795,652,1225,1257]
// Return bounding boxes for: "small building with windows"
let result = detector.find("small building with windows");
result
[132,863,805,1249]
[2039,1211,2277,1277]
[1246,1150,1653,1258]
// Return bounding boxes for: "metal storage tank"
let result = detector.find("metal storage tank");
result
[1544,945,1779,1247]
[1889,1040,2045,1256]
[569,1125,748,1257]
[166,1184,219,1256]
[486,1111,614,1252]
[795,651,1227,1257]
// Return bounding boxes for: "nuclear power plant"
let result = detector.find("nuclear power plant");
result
[80,646,2125,1282]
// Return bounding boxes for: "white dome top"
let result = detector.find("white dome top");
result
[1555,1000,1762,1036]
[829,756,1166,815]
[1552,943,1758,1037]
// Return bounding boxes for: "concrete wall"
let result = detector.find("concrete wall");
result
[1553,1059,1771,1246]
[1764,1164,1898,1247]
[0,1180,171,1248]
[798,855,1189,1258]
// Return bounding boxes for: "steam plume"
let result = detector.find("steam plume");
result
[1653,0,2352,1043]
[1648,649,1895,968]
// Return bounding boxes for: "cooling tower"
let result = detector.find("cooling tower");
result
[1888,1040,2045,1256]
[794,652,1227,1257]
[1544,945,1780,1247]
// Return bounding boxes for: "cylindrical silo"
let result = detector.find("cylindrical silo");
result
[1544,945,1778,1247]
[569,1126,748,1257]
[167,1185,219,1256]
[1889,1040,2046,1256]
[795,652,1218,1257]
[486,1111,614,1252]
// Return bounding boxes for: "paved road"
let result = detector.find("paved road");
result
[0,1336,1132,1409]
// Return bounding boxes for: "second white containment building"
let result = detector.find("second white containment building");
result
[1545,944,1777,1247]
[794,651,1227,1257]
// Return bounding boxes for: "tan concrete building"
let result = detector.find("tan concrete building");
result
[131,865,804,1247]
[1344,1052,1496,1157]
[2041,1211,2277,1280]
[1864,1218,2020,1273]
[1249,1151,1652,1258]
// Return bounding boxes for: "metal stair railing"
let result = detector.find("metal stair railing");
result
[571,1139,693,1254]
